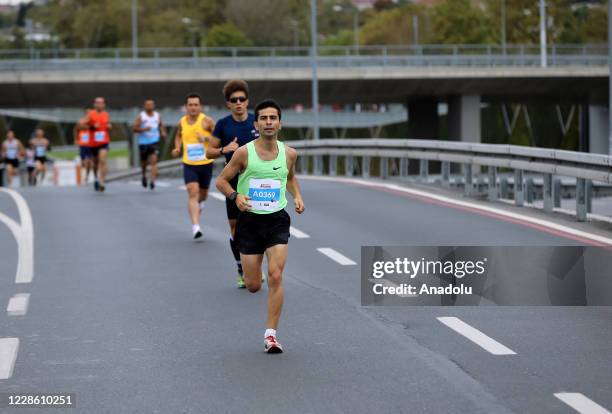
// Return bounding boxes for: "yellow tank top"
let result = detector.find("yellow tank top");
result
[181,113,213,166]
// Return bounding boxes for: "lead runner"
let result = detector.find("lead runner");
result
[216,99,305,353]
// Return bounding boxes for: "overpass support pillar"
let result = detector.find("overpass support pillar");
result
[448,95,481,142]
[400,158,409,178]
[441,161,450,187]
[408,98,438,139]
[588,105,609,154]
[329,155,337,176]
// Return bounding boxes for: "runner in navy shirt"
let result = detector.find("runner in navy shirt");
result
[207,79,259,288]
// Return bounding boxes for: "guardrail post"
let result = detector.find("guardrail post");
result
[514,169,524,206]
[298,154,307,174]
[576,178,588,221]
[345,156,354,177]
[329,155,337,176]
[400,158,409,178]
[380,157,388,179]
[362,156,370,178]
[543,174,553,212]
[553,178,561,207]
[419,159,428,181]
[464,164,473,195]
[525,177,534,204]
[500,176,509,199]
[314,155,323,175]
[488,166,498,200]
[441,161,450,187]
[587,181,592,213]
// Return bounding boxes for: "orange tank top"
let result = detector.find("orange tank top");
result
[89,110,110,146]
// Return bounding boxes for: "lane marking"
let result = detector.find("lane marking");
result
[290,226,310,239]
[317,247,357,265]
[437,317,516,355]
[301,176,612,247]
[7,293,30,316]
[0,188,34,283]
[554,393,612,414]
[0,338,19,379]
[209,192,226,201]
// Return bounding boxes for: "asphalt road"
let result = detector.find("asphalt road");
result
[0,177,610,414]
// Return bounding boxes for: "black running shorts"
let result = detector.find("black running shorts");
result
[235,209,291,255]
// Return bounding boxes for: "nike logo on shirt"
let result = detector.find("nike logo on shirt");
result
[273,166,281,170]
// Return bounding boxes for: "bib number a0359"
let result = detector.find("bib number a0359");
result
[248,178,281,211]
[186,143,206,162]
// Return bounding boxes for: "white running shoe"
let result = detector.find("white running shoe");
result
[264,336,283,354]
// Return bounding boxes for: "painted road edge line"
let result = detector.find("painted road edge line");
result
[554,393,612,414]
[299,175,612,246]
[317,247,357,266]
[437,317,516,355]
[290,226,310,239]
[7,293,30,316]
[0,188,34,283]
[0,338,19,380]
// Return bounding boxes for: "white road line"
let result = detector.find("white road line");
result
[300,176,612,246]
[437,317,516,355]
[290,226,310,239]
[209,192,226,201]
[0,188,34,283]
[0,338,19,379]
[317,247,357,265]
[555,393,612,414]
[7,293,30,316]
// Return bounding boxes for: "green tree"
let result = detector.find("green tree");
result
[206,22,252,47]
[430,0,495,44]
[360,4,426,45]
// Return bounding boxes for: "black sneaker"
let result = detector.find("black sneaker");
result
[94,181,100,192]
[149,181,155,191]
[142,176,147,188]
[99,184,106,193]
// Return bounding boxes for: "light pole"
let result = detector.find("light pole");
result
[310,0,319,140]
[501,0,506,54]
[131,0,138,59]
[609,0,612,154]
[412,15,419,46]
[539,0,547,68]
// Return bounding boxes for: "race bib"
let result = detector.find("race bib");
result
[80,133,90,143]
[248,178,281,211]
[186,143,206,162]
[94,131,106,142]
[35,146,45,157]
[6,148,17,158]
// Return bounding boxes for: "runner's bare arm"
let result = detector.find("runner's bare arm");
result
[132,115,145,133]
[286,147,304,214]
[205,135,223,159]
[216,146,247,197]
[171,123,182,157]
[202,116,214,133]
[159,116,167,139]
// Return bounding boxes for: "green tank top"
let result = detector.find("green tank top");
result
[237,140,288,214]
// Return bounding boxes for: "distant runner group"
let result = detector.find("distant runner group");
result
[1,79,305,354]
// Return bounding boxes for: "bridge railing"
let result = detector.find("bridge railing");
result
[290,139,612,222]
[0,43,606,70]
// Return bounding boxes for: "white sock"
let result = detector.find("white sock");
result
[264,329,276,339]
[192,224,201,234]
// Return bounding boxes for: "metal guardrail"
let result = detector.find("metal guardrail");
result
[0,44,606,70]
[290,139,612,222]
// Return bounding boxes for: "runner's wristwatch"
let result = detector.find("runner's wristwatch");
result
[229,191,238,201]
[220,146,225,155]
